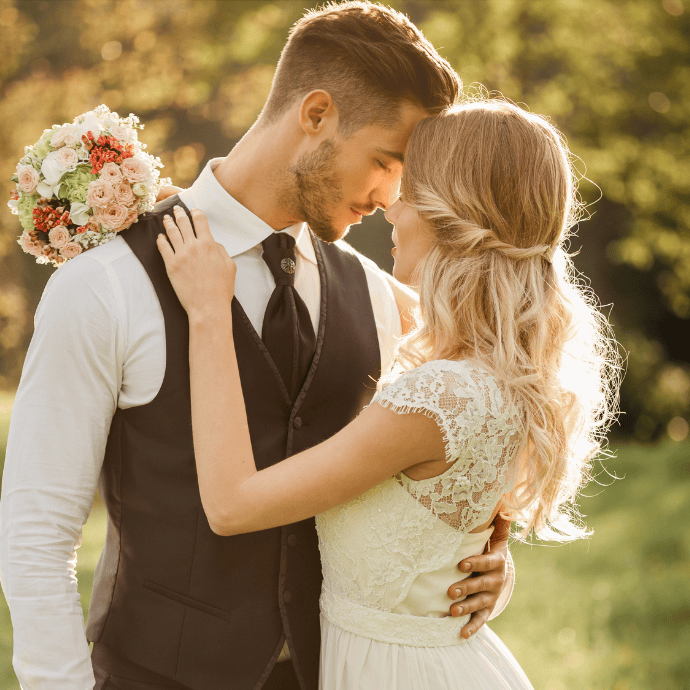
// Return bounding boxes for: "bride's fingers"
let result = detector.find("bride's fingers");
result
[189,208,213,242]
[156,233,175,267]
[172,205,196,243]
[162,214,183,253]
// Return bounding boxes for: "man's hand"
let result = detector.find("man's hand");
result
[156,185,184,203]
[448,514,511,639]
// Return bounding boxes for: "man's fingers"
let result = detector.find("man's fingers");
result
[449,571,503,600]
[458,549,506,574]
[460,606,491,639]
[452,591,495,616]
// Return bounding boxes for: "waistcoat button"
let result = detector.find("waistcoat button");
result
[293,417,302,429]
[287,534,297,547]
[283,590,292,603]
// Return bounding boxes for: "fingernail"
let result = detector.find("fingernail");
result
[163,214,171,221]
[462,562,471,571]
[456,606,464,615]
[173,205,181,211]
[455,589,462,598]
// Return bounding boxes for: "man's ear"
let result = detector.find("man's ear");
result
[299,90,338,135]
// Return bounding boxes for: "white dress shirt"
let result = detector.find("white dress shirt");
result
[0,159,401,689]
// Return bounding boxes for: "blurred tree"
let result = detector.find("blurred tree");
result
[1,0,688,439]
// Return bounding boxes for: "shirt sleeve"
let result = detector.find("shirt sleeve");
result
[488,549,515,620]
[0,254,123,689]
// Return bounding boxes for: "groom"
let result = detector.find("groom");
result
[0,3,513,690]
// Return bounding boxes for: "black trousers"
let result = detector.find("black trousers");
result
[92,642,301,690]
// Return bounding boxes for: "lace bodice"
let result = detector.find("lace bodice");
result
[316,359,522,646]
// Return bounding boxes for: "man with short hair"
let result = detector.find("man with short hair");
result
[0,3,513,689]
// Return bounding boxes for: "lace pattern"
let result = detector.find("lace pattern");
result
[315,359,523,640]
[373,360,521,533]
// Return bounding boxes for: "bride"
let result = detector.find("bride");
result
[157,98,618,689]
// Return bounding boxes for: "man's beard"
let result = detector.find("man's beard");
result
[283,138,346,244]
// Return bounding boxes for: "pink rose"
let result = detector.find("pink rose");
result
[113,181,135,206]
[124,205,139,228]
[55,147,79,170]
[51,125,77,148]
[120,157,150,184]
[87,216,102,232]
[96,203,129,230]
[60,242,83,259]
[63,130,80,147]
[48,225,71,249]
[20,233,42,256]
[86,179,115,208]
[100,162,123,185]
[17,165,40,194]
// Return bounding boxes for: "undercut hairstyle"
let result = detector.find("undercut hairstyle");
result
[259,1,460,136]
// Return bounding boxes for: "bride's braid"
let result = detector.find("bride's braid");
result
[412,186,555,263]
[392,99,620,542]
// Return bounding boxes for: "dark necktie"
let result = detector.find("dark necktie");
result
[261,232,317,399]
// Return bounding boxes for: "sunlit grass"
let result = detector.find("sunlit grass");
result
[0,392,688,689]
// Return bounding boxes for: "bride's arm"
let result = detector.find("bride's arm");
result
[158,206,445,536]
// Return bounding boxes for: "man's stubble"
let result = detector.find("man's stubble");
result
[281,138,347,244]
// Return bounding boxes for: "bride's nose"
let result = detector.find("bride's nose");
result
[384,199,402,225]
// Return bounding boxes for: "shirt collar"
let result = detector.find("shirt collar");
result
[181,158,316,265]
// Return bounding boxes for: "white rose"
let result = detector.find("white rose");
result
[132,182,148,197]
[109,123,132,143]
[41,151,69,185]
[69,202,91,226]
[36,181,56,198]
[75,112,101,139]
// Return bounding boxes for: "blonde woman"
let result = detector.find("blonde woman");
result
[158,99,618,690]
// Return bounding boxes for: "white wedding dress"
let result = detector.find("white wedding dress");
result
[315,359,534,689]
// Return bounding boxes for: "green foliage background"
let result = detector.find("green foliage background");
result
[1,0,689,438]
[0,0,689,688]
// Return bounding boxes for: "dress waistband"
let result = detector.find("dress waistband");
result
[320,588,472,648]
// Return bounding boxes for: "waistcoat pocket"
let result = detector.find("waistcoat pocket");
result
[144,580,231,621]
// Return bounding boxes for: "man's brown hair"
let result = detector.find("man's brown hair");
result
[260,1,460,136]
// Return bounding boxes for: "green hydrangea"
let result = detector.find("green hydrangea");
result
[31,128,55,159]
[18,194,38,233]
[58,165,98,204]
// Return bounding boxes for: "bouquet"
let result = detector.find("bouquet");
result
[8,104,170,267]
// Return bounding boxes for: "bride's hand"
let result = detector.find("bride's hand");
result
[157,205,236,320]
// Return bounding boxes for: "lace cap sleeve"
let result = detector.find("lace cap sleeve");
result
[373,360,522,532]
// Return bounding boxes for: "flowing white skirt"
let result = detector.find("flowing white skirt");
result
[319,615,534,690]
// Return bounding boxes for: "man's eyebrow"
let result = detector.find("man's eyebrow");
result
[376,147,405,164]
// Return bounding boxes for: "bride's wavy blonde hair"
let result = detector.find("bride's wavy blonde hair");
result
[394,98,620,542]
